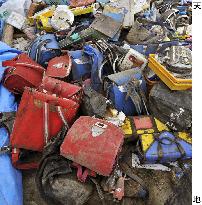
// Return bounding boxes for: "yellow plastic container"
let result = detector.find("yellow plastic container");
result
[148,54,192,90]
[70,5,94,16]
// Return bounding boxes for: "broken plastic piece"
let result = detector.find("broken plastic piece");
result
[132,153,171,171]
[51,6,74,31]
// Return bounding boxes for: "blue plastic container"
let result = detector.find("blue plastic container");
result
[84,45,104,92]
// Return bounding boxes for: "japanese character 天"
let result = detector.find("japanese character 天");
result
[193,2,202,9]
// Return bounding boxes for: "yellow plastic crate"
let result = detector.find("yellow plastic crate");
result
[148,54,192,90]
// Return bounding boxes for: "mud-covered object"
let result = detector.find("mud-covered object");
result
[82,85,108,117]
[126,20,166,45]
[157,46,192,79]
[149,82,192,131]
[36,127,94,205]
[60,116,124,176]
[70,0,95,7]
[0,112,16,135]
[160,9,177,30]
[165,167,192,205]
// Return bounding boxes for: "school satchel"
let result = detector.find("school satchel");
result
[46,55,72,79]
[138,131,192,164]
[10,87,80,152]
[2,53,45,94]
[39,76,83,104]
[60,116,124,176]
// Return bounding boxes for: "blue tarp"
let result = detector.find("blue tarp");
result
[0,41,21,112]
[0,127,23,205]
[0,41,23,205]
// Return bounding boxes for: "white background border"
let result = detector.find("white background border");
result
[193,2,202,202]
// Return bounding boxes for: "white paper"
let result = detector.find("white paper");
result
[6,12,26,30]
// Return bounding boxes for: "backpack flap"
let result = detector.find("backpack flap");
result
[60,116,124,176]
[11,88,79,152]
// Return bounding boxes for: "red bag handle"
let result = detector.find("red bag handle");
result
[14,62,45,73]
[3,54,45,73]
[43,101,69,146]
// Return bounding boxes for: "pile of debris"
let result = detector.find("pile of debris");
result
[0,0,192,205]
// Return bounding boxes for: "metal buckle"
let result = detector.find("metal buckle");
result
[0,146,11,154]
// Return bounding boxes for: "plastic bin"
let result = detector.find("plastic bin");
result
[148,54,192,90]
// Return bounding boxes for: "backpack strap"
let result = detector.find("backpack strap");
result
[71,162,96,183]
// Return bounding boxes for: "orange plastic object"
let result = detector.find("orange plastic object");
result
[148,54,192,90]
